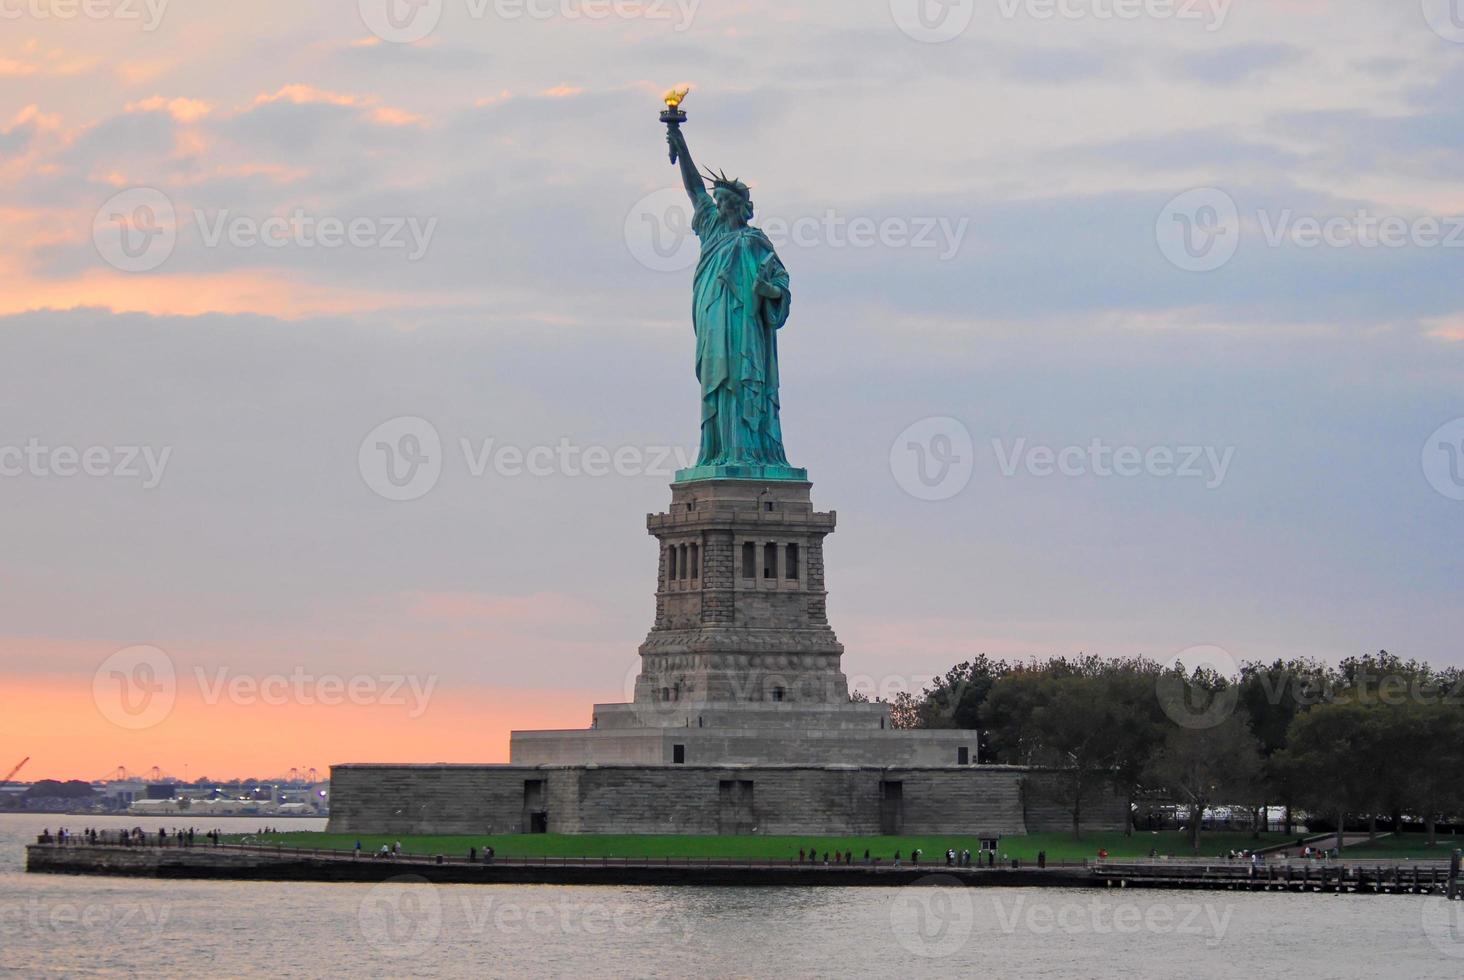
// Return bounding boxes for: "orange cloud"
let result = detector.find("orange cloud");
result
[254,83,364,109]
[0,43,98,78]
[5,104,62,132]
[126,96,214,123]
[372,106,423,127]
[1423,314,1464,342]
[250,84,422,127]
[116,58,174,86]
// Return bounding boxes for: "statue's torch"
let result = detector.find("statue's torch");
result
[661,87,689,164]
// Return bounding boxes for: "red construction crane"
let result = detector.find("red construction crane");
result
[2,757,29,786]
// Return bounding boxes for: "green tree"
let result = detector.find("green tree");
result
[1237,658,1333,835]
[1145,711,1265,855]
[1026,674,1126,839]
[1392,703,1464,846]
[915,655,1009,737]
[980,664,1055,766]
[1273,701,1383,852]
[888,691,922,730]
[1099,658,1167,837]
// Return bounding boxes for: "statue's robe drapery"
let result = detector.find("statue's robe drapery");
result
[691,195,791,468]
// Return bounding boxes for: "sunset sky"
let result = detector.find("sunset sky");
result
[3,1,1462,780]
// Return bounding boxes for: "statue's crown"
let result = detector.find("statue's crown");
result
[702,167,750,199]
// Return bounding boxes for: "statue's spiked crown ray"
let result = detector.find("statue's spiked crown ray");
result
[701,166,750,200]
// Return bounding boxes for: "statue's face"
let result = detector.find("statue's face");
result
[715,188,748,225]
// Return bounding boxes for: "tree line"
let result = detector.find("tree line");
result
[881,651,1464,850]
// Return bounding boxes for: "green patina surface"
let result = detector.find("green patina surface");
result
[665,107,804,485]
[674,463,809,484]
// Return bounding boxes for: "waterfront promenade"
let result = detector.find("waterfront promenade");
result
[25,836,1463,896]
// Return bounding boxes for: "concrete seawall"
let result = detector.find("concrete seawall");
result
[25,843,1091,888]
[27,845,1461,896]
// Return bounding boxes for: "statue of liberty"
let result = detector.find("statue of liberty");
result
[664,94,805,483]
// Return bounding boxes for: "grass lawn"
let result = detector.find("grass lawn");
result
[1334,834,1464,861]
[226,829,1299,863]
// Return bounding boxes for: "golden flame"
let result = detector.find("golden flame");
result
[663,86,690,110]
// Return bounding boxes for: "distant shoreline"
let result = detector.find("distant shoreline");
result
[1,811,326,819]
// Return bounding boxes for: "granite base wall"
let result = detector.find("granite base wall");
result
[326,764,1127,838]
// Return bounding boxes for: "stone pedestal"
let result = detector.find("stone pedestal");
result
[631,479,869,720]
[510,478,983,769]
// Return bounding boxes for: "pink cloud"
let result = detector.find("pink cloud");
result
[126,96,214,123]
[250,84,423,127]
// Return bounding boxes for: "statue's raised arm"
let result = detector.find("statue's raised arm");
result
[667,126,709,208]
